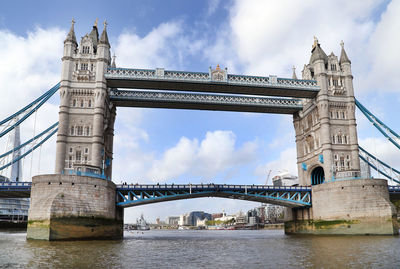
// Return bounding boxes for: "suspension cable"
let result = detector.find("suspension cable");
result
[0,82,60,139]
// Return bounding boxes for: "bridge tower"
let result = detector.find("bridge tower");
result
[286,38,398,235]
[27,20,122,241]
[55,19,115,178]
[294,38,360,185]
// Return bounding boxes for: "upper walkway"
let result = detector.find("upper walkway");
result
[105,67,320,98]
[109,89,303,114]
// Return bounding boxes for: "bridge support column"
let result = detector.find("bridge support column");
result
[284,179,398,235]
[27,175,123,240]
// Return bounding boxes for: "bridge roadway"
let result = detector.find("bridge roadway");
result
[105,67,320,98]
[1,182,399,208]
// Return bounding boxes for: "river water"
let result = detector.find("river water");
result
[0,229,399,268]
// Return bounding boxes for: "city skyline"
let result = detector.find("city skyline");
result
[1,0,400,222]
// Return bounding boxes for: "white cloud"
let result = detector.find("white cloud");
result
[363,0,400,93]
[114,21,200,69]
[0,27,64,180]
[146,130,258,181]
[254,147,297,184]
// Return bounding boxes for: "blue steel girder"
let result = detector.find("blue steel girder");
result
[115,184,312,208]
[109,90,303,114]
[105,68,319,98]
[0,182,31,198]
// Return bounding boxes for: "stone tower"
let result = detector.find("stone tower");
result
[55,19,116,178]
[294,38,360,185]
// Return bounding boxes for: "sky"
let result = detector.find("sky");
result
[1,0,400,223]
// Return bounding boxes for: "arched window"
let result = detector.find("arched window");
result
[306,135,314,152]
[337,135,342,144]
[88,99,92,107]
[80,100,84,107]
[72,99,76,107]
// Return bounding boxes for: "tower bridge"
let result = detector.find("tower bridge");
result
[0,21,399,240]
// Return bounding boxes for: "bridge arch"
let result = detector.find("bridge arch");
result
[311,166,325,185]
[116,184,311,208]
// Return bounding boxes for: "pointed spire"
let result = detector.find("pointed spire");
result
[309,36,328,64]
[111,53,116,68]
[99,20,110,46]
[64,18,77,45]
[89,19,99,47]
[292,66,298,79]
[339,40,351,64]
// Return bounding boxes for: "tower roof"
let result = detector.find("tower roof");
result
[99,20,110,46]
[64,18,77,45]
[339,40,351,64]
[309,37,328,64]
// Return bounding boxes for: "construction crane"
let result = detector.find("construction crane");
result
[265,169,272,185]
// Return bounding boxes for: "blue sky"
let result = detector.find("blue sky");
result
[1,0,400,222]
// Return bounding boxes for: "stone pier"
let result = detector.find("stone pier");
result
[27,175,123,240]
[285,178,399,235]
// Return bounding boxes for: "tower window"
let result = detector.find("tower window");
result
[91,64,94,71]
[76,151,82,161]
[331,64,337,71]
[82,46,90,54]
[75,63,78,71]
[69,147,73,153]
[81,63,88,70]
[344,136,348,144]
[86,126,90,136]
[77,126,83,136]
[88,99,92,107]
[70,126,74,135]
[84,148,89,154]
[333,79,339,86]
[72,99,76,107]
[337,135,342,144]
[80,100,84,107]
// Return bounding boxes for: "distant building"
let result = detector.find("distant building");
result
[272,171,299,186]
[214,210,236,222]
[166,216,180,225]
[0,125,29,225]
[211,213,223,220]
[360,158,371,178]
[179,211,211,226]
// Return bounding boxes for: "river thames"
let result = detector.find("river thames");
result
[0,229,399,268]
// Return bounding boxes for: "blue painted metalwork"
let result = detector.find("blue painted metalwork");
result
[0,182,31,198]
[359,146,400,184]
[0,83,59,126]
[105,67,319,98]
[355,99,400,150]
[302,163,307,171]
[0,83,60,138]
[62,169,110,181]
[106,67,318,89]
[0,127,58,172]
[0,122,58,160]
[109,89,303,114]
[318,154,324,163]
[311,167,325,185]
[116,184,312,208]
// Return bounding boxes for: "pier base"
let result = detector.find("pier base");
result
[27,175,123,240]
[284,178,399,235]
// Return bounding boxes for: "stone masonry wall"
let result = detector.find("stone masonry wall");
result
[29,174,116,220]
